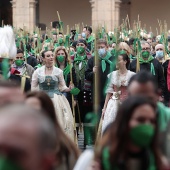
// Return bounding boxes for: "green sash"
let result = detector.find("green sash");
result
[99,52,113,72]
[139,56,155,75]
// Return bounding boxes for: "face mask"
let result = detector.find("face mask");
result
[82,32,86,38]
[142,51,150,58]
[156,51,164,58]
[70,51,75,56]
[76,46,85,54]
[119,50,127,55]
[0,156,23,170]
[58,38,64,45]
[57,55,65,63]
[130,124,154,148]
[15,59,24,66]
[98,48,106,57]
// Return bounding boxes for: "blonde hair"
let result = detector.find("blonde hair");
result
[54,46,69,66]
[118,42,132,55]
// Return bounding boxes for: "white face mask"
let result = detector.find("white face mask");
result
[156,50,164,59]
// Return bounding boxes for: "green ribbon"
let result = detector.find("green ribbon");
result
[99,52,113,72]
[2,58,9,80]
[35,64,42,68]
[87,35,94,43]
[139,56,155,75]
[102,147,156,170]
[74,55,87,65]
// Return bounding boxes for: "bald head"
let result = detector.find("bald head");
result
[155,44,165,51]
[0,104,57,170]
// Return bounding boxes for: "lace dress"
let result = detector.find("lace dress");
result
[102,70,135,134]
[31,66,74,140]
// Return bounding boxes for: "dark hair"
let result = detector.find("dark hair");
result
[129,71,158,93]
[0,80,20,88]
[84,26,92,34]
[128,38,135,46]
[25,91,79,164]
[17,49,23,54]
[97,39,107,46]
[41,50,53,58]
[95,96,162,169]
[119,53,130,69]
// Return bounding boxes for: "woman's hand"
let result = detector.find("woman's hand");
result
[69,83,74,90]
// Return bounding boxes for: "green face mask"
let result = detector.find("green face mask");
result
[15,59,24,66]
[142,51,150,58]
[130,124,154,148]
[76,46,85,54]
[57,55,65,63]
[58,38,64,45]
[0,156,23,170]
[119,50,127,55]
[70,51,74,56]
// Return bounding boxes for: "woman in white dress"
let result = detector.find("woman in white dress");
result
[31,50,75,141]
[102,53,135,134]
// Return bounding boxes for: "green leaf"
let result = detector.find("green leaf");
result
[70,87,80,95]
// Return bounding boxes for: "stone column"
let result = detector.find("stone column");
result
[10,0,16,27]
[29,0,37,31]
[11,0,37,32]
[114,0,121,27]
[90,0,116,32]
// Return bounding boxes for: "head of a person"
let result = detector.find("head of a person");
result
[82,26,92,38]
[128,71,159,103]
[52,32,57,42]
[15,49,25,67]
[25,91,57,124]
[97,39,108,58]
[117,53,130,70]
[155,44,165,59]
[0,104,57,170]
[118,42,132,55]
[97,96,161,168]
[76,39,87,55]
[25,91,79,167]
[41,50,54,66]
[0,81,24,106]
[57,33,64,45]
[141,41,151,60]
[128,38,135,50]
[54,46,69,67]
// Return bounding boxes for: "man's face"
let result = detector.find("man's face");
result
[16,53,24,61]
[141,43,151,53]
[98,43,107,50]
[0,118,42,170]
[83,28,88,36]
[128,81,158,103]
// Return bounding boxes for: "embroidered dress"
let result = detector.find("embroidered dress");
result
[102,70,135,134]
[31,66,74,140]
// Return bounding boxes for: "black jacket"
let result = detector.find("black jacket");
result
[85,56,116,103]
[129,58,165,94]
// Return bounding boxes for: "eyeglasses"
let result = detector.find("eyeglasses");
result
[142,48,150,51]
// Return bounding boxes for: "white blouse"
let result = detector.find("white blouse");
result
[31,65,67,92]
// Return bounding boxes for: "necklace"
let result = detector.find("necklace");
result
[45,65,53,70]
[46,77,51,86]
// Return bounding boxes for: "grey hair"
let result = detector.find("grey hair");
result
[140,41,151,48]
[0,104,57,153]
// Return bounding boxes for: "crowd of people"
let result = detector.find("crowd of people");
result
[0,20,170,169]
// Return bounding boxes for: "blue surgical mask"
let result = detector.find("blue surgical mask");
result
[82,32,86,38]
[156,50,164,58]
[98,48,106,57]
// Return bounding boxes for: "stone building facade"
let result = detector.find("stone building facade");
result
[1,0,170,34]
